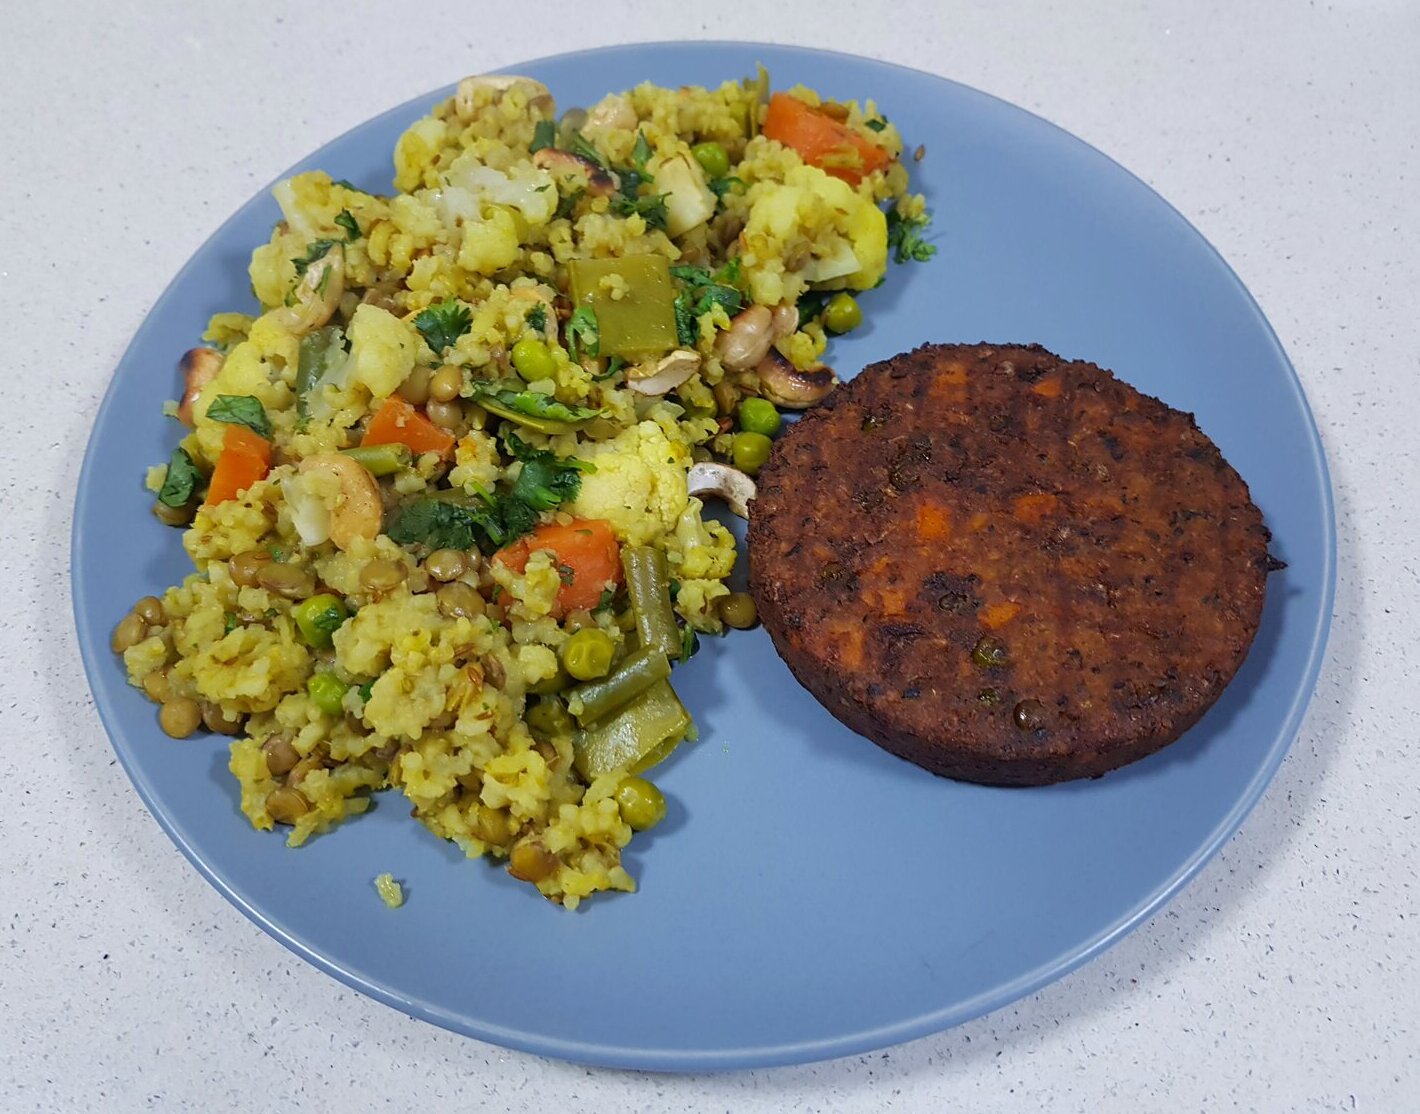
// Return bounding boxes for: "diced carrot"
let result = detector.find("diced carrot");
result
[204,424,272,505]
[761,93,892,186]
[1032,376,1063,398]
[494,519,621,616]
[362,395,456,459]
[980,600,1022,629]
[1012,493,1059,523]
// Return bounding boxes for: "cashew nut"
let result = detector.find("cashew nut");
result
[177,347,223,427]
[273,245,343,336]
[455,75,554,122]
[715,305,774,371]
[295,453,382,551]
[770,303,799,340]
[583,92,637,137]
[626,349,701,395]
[687,462,757,519]
[531,147,620,198]
[756,349,838,409]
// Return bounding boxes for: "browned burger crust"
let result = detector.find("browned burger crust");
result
[747,343,1275,786]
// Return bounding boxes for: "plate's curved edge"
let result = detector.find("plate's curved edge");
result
[71,40,1337,1072]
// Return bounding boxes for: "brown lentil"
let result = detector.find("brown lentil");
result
[424,548,468,582]
[158,697,203,739]
[256,562,314,598]
[507,841,559,883]
[261,735,301,778]
[265,786,310,825]
[429,364,464,403]
[229,549,272,588]
[133,596,167,625]
[111,612,147,653]
[359,558,405,594]
[436,582,483,620]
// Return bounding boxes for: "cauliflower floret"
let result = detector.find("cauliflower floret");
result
[741,163,888,305]
[324,303,414,400]
[568,420,692,545]
[458,205,522,275]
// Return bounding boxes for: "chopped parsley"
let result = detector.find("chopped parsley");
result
[157,447,201,508]
[387,497,491,552]
[413,298,472,354]
[525,303,547,332]
[864,117,888,132]
[357,680,375,703]
[223,611,239,634]
[334,209,361,242]
[594,588,617,612]
[206,395,273,440]
[565,305,600,361]
[529,119,556,154]
[886,208,937,263]
[795,289,833,325]
[557,563,576,587]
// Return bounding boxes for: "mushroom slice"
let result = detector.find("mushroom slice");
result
[627,349,701,396]
[177,347,224,427]
[531,148,619,198]
[455,74,554,121]
[756,349,837,409]
[687,462,757,520]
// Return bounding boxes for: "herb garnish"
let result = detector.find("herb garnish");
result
[413,298,473,354]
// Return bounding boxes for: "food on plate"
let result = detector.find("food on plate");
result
[748,342,1278,786]
[109,70,934,907]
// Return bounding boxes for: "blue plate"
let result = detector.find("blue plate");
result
[73,43,1335,1070]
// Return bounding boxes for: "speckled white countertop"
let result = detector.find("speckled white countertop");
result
[2,1,1416,1109]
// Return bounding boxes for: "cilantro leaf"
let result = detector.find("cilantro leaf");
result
[389,438,594,553]
[678,624,700,663]
[631,131,654,174]
[506,436,594,513]
[387,497,497,552]
[413,298,472,354]
[206,395,273,440]
[468,382,601,425]
[158,447,202,508]
[334,209,361,242]
[553,187,585,221]
[567,131,606,167]
[886,208,937,264]
[670,261,744,343]
[525,304,547,332]
[292,239,338,278]
[529,119,555,154]
[708,175,745,201]
[795,289,832,325]
[609,191,669,230]
[864,117,888,132]
[565,306,600,361]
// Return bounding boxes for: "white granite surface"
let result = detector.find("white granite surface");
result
[2,0,1416,1109]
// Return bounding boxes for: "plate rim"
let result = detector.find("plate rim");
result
[71,39,1337,1071]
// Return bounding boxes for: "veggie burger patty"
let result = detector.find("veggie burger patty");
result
[747,342,1278,786]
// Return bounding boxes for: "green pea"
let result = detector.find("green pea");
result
[736,397,782,438]
[292,593,348,649]
[731,431,773,475]
[691,141,731,180]
[614,776,667,831]
[561,627,616,681]
[717,591,758,630]
[307,671,349,716]
[511,336,556,381]
[822,292,863,334]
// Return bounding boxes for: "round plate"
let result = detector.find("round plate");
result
[73,42,1334,1070]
